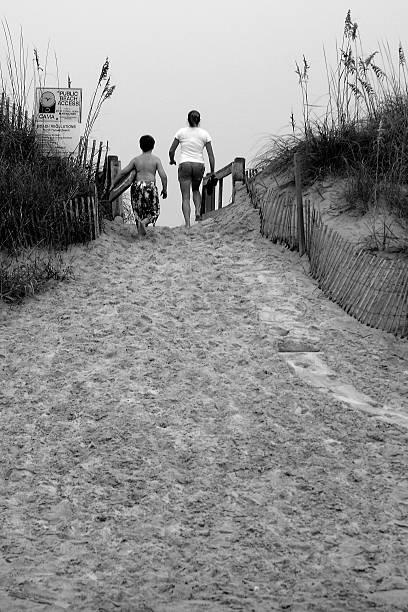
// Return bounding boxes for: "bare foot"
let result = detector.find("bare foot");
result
[137,220,147,236]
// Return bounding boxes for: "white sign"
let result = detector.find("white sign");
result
[35,87,82,156]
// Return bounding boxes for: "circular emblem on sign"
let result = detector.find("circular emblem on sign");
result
[39,91,56,112]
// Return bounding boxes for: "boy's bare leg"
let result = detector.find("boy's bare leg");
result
[192,188,202,220]
[137,220,146,236]
[134,214,146,236]
[179,179,191,228]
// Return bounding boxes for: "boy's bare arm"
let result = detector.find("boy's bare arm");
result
[110,159,135,189]
[156,158,168,198]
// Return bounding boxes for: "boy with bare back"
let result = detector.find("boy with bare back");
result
[110,135,167,235]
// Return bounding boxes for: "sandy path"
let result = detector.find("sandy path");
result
[1,186,408,611]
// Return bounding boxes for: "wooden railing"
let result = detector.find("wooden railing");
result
[201,157,246,215]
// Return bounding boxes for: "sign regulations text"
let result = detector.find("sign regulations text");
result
[35,88,82,156]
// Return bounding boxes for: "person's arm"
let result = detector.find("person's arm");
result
[169,138,179,165]
[205,141,215,174]
[110,159,135,190]
[157,159,168,198]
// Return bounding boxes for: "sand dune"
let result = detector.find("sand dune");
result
[1,185,408,610]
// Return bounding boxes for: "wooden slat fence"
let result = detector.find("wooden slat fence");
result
[246,166,408,338]
[0,90,105,247]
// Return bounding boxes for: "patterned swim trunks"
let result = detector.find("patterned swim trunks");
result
[130,180,160,226]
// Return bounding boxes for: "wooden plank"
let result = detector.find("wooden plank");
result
[357,257,388,325]
[305,199,311,254]
[215,162,232,180]
[329,242,355,301]
[200,181,207,215]
[315,224,329,283]
[320,230,339,292]
[348,253,376,318]
[88,139,96,182]
[318,226,334,288]
[340,250,365,309]
[232,157,246,182]
[110,158,123,218]
[294,152,305,256]
[62,200,70,243]
[68,199,75,236]
[268,193,281,239]
[327,232,346,290]
[93,183,100,237]
[217,178,223,209]
[86,195,94,239]
[375,265,405,332]
[272,193,285,242]
[394,268,408,337]
[95,141,103,177]
[208,180,216,212]
[308,206,320,275]
[82,139,89,169]
[262,193,276,238]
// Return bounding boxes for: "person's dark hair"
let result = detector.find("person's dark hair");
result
[140,134,155,152]
[187,110,200,127]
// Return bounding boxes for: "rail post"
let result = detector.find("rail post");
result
[232,157,246,202]
[108,156,123,219]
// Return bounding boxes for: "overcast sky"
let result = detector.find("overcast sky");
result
[2,1,407,226]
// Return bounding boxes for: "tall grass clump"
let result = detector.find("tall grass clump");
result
[257,10,408,226]
[0,22,114,301]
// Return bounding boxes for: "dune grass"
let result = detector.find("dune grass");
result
[256,11,408,228]
[0,249,74,303]
[0,23,115,301]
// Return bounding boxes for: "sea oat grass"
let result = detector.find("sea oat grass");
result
[257,11,408,228]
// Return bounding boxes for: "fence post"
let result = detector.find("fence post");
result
[294,152,306,256]
[218,178,223,209]
[201,177,215,214]
[232,157,245,202]
[110,157,123,218]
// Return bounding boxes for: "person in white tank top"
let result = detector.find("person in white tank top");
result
[169,110,215,228]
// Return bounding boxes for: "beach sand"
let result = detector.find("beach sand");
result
[1,184,408,610]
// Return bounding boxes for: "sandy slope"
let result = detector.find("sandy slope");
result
[1,185,408,611]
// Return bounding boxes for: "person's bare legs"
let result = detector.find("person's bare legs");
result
[192,188,202,220]
[179,178,192,228]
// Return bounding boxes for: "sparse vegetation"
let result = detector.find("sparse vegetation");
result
[0,249,73,303]
[256,10,408,231]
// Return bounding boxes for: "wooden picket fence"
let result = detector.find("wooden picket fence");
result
[246,166,408,338]
[0,89,108,247]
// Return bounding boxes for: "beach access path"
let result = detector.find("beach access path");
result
[1,185,408,611]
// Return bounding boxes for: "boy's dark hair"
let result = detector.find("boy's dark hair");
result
[140,134,155,152]
[187,110,200,127]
